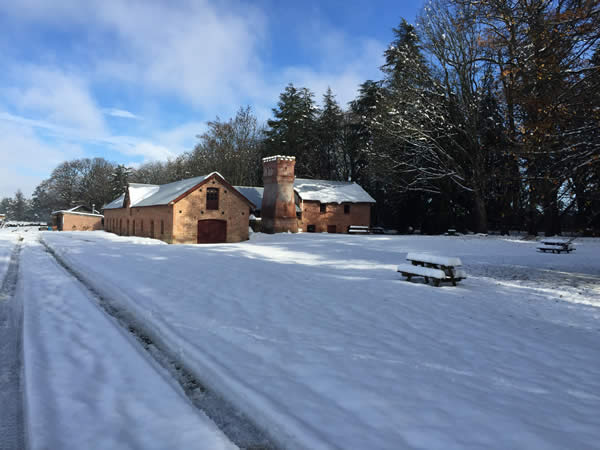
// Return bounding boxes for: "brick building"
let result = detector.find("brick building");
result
[103,172,254,244]
[239,156,375,233]
[51,206,104,231]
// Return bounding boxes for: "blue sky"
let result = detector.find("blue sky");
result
[0,0,422,197]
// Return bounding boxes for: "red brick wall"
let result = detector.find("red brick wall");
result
[61,213,103,231]
[261,156,297,233]
[297,201,371,233]
[174,177,250,243]
[104,206,173,242]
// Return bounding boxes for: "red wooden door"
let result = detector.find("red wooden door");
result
[197,220,227,243]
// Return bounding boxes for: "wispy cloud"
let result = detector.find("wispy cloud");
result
[103,108,141,120]
[0,0,389,198]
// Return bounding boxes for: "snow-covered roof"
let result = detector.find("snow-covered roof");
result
[52,205,103,217]
[103,194,126,210]
[52,206,103,218]
[233,179,374,210]
[103,172,254,210]
[234,187,264,210]
[294,179,375,204]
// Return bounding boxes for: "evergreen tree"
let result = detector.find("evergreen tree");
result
[316,88,344,180]
[265,84,319,177]
[12,190,27,221]
[110,164,132,199]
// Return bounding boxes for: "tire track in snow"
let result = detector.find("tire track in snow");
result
[40,238,277,450]
[0,239,24,450]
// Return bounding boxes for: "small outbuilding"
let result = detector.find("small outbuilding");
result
[51,206,104,231]
[103,172,255,244]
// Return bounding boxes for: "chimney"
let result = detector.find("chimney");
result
[261,155,298,233]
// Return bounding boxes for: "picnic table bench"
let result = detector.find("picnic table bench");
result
[537,239,575,254]
[347,225,385,234]
[397,253,466,287]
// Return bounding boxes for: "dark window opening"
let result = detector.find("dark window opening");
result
[161,220,164,235]
[344,204,350,214]
[320,203,326,214]
[307,224,316,232]
[207,188,219,210]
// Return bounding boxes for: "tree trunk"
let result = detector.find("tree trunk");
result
[543,190,561,237]
[472,189,488,233]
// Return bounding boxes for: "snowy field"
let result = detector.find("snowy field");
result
[19,236,234,449]
[0,228,19,282]
[2,228,599,449]
[32,230,600,449]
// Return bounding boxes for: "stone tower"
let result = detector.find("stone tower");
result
[261,155,298,233]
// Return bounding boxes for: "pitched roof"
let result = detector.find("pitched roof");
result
[294,179,375,203]
[52,205,104,217]
[234,186,264,210]
[104,173,255,210]
[234,179,374,210]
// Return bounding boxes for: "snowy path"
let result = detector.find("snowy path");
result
[0,237,24,450]
[19,236,236,450]
[43,232,600,449]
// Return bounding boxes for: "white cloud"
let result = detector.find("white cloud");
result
[0,121,84,197]
[0,0,390,197]
[103,108,141,120]
[7,65,107,134]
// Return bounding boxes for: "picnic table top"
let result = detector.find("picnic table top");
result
[406,253,462,267]
[541,239,573,245]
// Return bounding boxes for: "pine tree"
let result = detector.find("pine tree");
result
[316,88,344,179]
[110,165,132,199]
[265,84,319,177]
[12,190,27,221]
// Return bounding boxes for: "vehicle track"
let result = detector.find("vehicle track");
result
[40,238,277,450]
[0,239,24,450]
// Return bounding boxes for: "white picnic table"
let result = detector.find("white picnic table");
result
[397,253,466,287]
[537,238,575,254]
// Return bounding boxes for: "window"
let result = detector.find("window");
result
[207,188,219,210]
[127,219,130,235]
[344,204,350,215]
[133,220,136,235]
[161,220,164,235]
[150,221,155,238]
[307,224,316,232]
[141,220,144,233]
[320,203,326,214]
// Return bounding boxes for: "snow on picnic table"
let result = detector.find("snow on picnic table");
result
[18,235,235,450]
[43,231,600,449]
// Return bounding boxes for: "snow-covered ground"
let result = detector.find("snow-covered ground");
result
[0,230,235,450]
[0,229,19,282]
[37,230,600,449]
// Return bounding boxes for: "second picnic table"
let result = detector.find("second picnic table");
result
[397,253,466,287]
[537,239,575,254]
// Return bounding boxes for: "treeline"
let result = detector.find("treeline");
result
[5,0,600,234]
